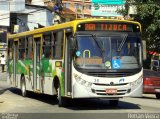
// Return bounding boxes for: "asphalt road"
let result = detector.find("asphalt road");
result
[0,73,160,119]
[0,88,160,119]
[0,72,9,95]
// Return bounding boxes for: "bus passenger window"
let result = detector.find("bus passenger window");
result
[8,40,13,59]
[43,33,52,58]
[27,37,33,59]
[53,30,64,59]
[19,38,25,60]
[25,38,29,59]
[30,51,34,60]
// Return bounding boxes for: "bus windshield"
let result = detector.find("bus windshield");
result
[74,34,141,70]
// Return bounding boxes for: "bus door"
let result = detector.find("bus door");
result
[33,35,42,91]
[13,40,18,87]
[65,34,72,96]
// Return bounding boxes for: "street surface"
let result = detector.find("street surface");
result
[0,72,160,119]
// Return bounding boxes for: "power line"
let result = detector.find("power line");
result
[0,1,57,5]
[0,8,49,21]
[17,17,49,25]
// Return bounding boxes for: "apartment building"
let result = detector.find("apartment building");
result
[62,0,91,18]
[60,0,125,20]
[42,0,125,21]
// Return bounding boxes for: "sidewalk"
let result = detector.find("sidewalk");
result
[0,72,11,94]
[0,71,7,81]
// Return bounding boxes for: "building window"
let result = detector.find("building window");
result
[86,4,91,10]
[75,3,82,10]
[64,3,70,8]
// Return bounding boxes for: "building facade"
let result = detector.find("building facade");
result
[62,0,91,18]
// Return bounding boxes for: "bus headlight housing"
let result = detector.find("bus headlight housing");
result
[74,74,92,87]
[130,75,143,87]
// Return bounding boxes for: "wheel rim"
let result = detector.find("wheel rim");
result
[57,87,62,105]
[22,82,25,94]
[21,76,26,96]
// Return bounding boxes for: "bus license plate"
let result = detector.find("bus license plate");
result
[106,89,117,94]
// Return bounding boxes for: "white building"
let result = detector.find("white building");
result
[31,0,45,6]
[0,0,25,27]
[13,4,53,32]
[0,0,53,33]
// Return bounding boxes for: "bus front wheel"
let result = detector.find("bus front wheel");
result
[21,76,27,97]
[156,93,160,99]
[57,87,67,107]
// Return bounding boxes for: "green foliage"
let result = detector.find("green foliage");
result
[136,1,160,68]
[136,2,160,50]
[117,0,160,68]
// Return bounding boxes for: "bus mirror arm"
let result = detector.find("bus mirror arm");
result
[70,37,77,50]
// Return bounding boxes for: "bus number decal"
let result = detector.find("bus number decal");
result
[94,79,99,83]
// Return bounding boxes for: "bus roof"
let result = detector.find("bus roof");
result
[8,18,141,39]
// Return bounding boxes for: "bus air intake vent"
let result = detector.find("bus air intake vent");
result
[93,83,128,86]
[86,71,133,77]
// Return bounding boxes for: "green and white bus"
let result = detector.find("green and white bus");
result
[7,19,146,106]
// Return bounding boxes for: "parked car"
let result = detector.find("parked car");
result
[143,69,160,99]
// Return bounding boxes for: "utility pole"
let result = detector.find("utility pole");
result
[82,0,84,18]
[7,0,12,12]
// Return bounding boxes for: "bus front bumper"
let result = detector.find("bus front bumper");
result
[72,82,143,98]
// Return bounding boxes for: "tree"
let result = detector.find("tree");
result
[134,0,160,51]
[118,0,160,68]
[135,0,160,68]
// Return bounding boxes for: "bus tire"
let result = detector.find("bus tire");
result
[156,93,160,99]
[57,86,67,107]
[109,100,119,107]
[21,76,27,97]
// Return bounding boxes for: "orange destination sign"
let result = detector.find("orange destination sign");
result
[85,23,127,31]
[77,22,140,32]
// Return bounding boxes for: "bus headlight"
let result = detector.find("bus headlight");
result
[130,76,143,87]
[74,74,92,87]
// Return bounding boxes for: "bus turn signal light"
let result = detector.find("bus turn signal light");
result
[55,61,62,67]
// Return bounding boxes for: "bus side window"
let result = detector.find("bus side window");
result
[27,36,33,59]
[19,38,25,60]
[8,40,13,59]
[52,33,56,58]
[42,33,52,58]
[14,41,19,59]
[53,30,64,59]
[25,37,29,59]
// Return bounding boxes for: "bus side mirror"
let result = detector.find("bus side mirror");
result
[142,40,147,60]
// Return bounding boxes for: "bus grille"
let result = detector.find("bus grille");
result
[86,72,133,77]
[93,83,128,86]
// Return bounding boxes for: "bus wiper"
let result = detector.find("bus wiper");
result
[117,34,128,52]
[92,35,104,55]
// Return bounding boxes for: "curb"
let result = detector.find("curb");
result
[0,88,9,95]
[0,80,11,95]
